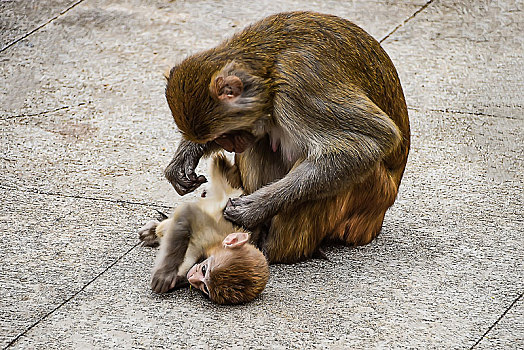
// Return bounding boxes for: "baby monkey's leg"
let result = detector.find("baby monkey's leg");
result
[138,220,161,247]
[138,210,169,247]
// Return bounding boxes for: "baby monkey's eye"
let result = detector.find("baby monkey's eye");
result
[202,283,209,296]
[201,264,207,275]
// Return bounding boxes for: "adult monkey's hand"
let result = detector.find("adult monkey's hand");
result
[164,139,209,195]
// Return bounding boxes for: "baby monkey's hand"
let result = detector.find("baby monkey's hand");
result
[151,265,188,294]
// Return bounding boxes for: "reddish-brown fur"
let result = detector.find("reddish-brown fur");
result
[164,12,410,264]
[207,244,269,304]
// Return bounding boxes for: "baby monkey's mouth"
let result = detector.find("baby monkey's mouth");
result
[214,130,256,153]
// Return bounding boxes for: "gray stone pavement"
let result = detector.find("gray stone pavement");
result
[0,0,522,348]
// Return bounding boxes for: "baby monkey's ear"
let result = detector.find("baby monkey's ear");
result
[222,232,249,248]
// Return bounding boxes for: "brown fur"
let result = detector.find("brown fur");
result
[140,154,269,303]
[207,244,269,305]
[261,163,399,263]
[164,12,410,264]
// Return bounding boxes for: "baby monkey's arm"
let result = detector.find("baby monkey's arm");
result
[138,204,218,294]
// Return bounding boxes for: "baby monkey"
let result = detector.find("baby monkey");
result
[138,154,269,305]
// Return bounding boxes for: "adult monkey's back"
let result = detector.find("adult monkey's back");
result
[164,12,410,263]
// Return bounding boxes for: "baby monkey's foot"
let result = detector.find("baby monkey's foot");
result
[138,220,160,247]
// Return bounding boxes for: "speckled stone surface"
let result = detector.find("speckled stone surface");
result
[476,299,524,348]
[0,0,79,50]
[1,0,522,349]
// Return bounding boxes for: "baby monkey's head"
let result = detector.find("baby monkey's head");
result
[186,232,269,305]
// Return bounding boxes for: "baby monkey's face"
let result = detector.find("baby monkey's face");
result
[186,232,250,298]
[186,255,214,297]
[187,231,269,304]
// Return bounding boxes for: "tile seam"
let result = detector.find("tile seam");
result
[0,0,87,54]
[3,242,141,349]
[408,106,520,120]
[1,102,91,120]
[469,290,524,349]
[0,184,172,210]
[380,0,436,43]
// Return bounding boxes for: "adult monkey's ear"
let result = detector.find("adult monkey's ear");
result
[210,61,244,101]
[222,232,249,248]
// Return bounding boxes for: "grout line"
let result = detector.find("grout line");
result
[4,242,141,349]
[469,290,523,349]
[0,184,172,211]
[380,0,435,43]
[0,0,87,54]
[1,102,91,120]
[408,106,518,120]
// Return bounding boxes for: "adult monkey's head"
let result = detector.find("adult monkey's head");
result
[166,60,271,154]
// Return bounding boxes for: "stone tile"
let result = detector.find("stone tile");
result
[0,0,78,49]
[0,188,158,348]
[10,108,524,348]
[476,297,524,349]
[383,0,524,119]
[0,0,428,207]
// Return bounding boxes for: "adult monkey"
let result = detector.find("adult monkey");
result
[164,11,410,263]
